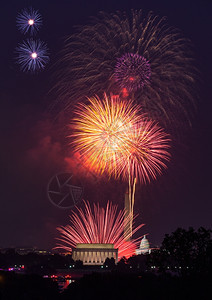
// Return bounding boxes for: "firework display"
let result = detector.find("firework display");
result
[71,94,170,182]
[54,10,196,127]
[11,4,199,264]
[56,201,144,259]
[16,39,49,72]
[51,8,194,258]
[71,93,170,239]
[16,7,42,35]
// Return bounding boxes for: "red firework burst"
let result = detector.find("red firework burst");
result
[55,201,144,259]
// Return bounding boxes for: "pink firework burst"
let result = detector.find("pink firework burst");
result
[55,201,144,259]
[121,119,171,184]
[114,53,151,92]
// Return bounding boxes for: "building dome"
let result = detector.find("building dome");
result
[136,235,151,255]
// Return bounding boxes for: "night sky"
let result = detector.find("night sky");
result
[1,0,211,250]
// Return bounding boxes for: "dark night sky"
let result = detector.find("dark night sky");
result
[0,0,211,250]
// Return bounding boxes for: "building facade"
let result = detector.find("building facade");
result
[72,243,118,265]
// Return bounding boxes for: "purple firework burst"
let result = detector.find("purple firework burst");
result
[114,53,151,92]
[16,7,42,35]
[16,39,49,73]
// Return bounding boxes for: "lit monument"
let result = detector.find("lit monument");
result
[136,235,151,254]
[72,243,118,265]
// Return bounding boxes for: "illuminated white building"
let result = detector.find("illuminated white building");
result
[72,243,118,265]
[136,235,151,255]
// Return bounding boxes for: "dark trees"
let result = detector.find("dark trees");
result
[147,227,212,276]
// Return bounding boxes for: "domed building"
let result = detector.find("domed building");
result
[135,235,151,255]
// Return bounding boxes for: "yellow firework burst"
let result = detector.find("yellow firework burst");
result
[70,93,170,182]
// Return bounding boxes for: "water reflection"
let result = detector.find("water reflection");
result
[58,279,73,290]
[43,275,75,291]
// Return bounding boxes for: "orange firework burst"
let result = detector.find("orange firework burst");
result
[71,93,170,183]
[71,94,140,177]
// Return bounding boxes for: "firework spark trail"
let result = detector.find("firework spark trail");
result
[53,10,197,128]
[123,121,170,237]
[56,201,144,259]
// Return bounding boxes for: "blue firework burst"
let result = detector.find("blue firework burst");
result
[16,7,42,35]
[16,39,49,73]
